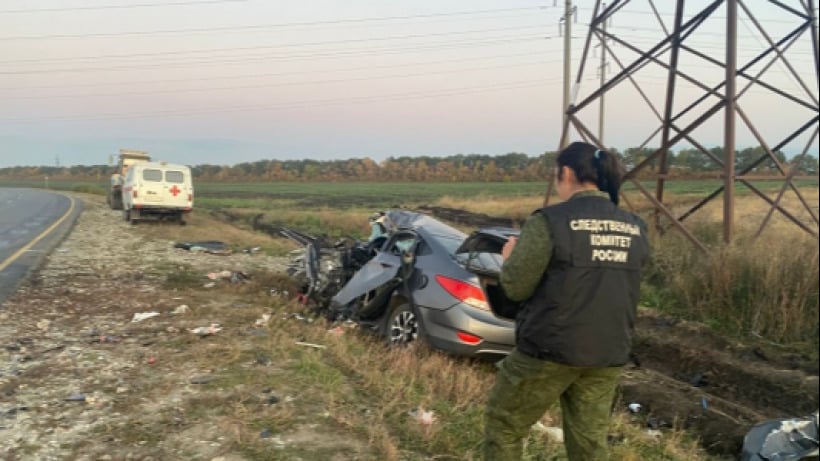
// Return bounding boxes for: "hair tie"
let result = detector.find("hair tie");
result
[594,149,602,160]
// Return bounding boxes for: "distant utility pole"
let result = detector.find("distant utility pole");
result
[598,3,609,146]
[55,155,60,167]
[559,0,574,149]
[548,0,576,207]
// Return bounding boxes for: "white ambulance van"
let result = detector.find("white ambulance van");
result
[122,161,194,224]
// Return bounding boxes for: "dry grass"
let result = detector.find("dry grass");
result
[129,209,299,255]
[436,195,543,222]
[640,189,819,347]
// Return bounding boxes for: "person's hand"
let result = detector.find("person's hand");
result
[502,236,518,260]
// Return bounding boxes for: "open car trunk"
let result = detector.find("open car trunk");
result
[455,227,522,320]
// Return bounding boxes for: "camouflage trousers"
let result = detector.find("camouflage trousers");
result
[483,348,622,461]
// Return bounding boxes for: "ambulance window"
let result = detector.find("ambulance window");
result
[165,171,184,183]
[143,169,162,182]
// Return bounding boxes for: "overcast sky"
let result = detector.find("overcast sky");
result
[1,0,817,167]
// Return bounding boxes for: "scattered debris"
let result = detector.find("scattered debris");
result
[65,393,87,402]
[287,313,313,323]
[189,375,214,385]
[3,407,28,418]
[295,341,325,349]
[646,429,663,440]
[189,324,222,337]
[531,421,564,442]
[174,241,231,255]
[254,314,271,327]
[206,270,250,283]
[689,373,708,387]
[171,304,189,315]
[203,282,216,288]
[91,335,121,344]
[230,271,250,283]
[207,270,233,280]
[646,416,672,430]
[36,319,51,331]
[131,312,160,322]
[408,406,437,426]
[628,403,642,413]
[326,326,345,337]
[260,428,273,438]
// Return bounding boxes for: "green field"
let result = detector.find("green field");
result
[2,178,816,211]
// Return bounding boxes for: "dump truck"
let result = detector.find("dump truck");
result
[107,149,150,210]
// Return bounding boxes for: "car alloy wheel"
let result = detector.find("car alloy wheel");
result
[388,305,418,344]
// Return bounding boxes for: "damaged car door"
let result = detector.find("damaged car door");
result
[330,230,419,321]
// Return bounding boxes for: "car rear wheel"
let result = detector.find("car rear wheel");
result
[384,302,419,345]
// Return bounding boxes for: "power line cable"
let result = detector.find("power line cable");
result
[0,0,247,13]
[0,51,548,91]
[0,35,552,75]
[5,59,559,101]
[0,25,548,65]
[1,12,547,63]
[0,5,549,40]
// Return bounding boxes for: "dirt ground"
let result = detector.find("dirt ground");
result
[1,195,817,460]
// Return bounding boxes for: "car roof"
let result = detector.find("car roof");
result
[386,209,466,240]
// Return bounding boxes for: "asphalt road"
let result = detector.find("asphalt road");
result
[0,188,83,308]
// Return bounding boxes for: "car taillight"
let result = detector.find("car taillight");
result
[456,330,483,345]
[434,274,489,310]
[187,193,192,202]
[132,190,138,198]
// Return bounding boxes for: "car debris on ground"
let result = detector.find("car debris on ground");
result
[740,411,819,461]
[131,311,160,322]
[189,324,222,336]
[174,240,232,255]
[408,406,437,426]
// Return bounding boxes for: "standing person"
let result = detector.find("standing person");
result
[483,141,651,460]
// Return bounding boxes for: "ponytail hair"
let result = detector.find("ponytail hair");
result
[556,141,624,205]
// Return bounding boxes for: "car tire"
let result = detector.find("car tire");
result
[383,302,421,346]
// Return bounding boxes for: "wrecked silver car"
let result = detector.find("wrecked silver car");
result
[285,209,520,359]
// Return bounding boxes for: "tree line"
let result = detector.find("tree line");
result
[1,147,817,182]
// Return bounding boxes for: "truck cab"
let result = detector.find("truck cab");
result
[122,161,194,224]
[108,149,150,210]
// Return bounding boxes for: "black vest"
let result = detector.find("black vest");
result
[515,195,650,367]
